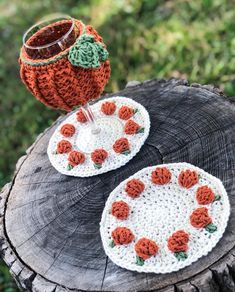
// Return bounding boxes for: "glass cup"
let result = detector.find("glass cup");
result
[21,14,113,153]
[23,14,101,134]
[23,14,76,59]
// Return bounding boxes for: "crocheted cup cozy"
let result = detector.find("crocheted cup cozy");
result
[47,97,150,177]
[19,19,111,111]
[100,163,230,273]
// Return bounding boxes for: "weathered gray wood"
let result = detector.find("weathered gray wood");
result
[1,78,235,291]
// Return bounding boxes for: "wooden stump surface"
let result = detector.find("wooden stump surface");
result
[1,79,235,292]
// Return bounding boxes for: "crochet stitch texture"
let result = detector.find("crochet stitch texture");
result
[100,163,230,273]
[68,34,108,68]
[20,19,111,111]
[47,97,150,177]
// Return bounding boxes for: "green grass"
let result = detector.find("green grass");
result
[0,260,19,291]
[0,0,234,290]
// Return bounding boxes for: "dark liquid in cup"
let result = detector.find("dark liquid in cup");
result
[25,20,76,60]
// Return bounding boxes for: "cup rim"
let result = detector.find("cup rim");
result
[22,14,75,50]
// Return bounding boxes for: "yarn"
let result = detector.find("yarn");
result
[100,163,229,272]
[151,167,172,185]
[118,106,134,120]
[135,238,159,261]
[112,201,130,220]
[68,150,85,167]
[76,109,87,123]
[56,140,72,154]
[124,120,141,135]
[91,149,108,167]
[100,163,230,273]
[125,179,145,198]
[113,138,130,154]
[68,34,108,68]
[196,186,215,205]
[101,101,116,115]
[48,97,150,177]
[19,20,111,111]
[167,230,189,253]
[190,207,212,228]
[178,169,198,189]
[60,124,75,137]
[111,227,134,245]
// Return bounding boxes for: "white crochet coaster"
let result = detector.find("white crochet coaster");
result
[100,162,230,273]
[47,97,150,177]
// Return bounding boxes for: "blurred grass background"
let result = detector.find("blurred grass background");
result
[0,0,234,290]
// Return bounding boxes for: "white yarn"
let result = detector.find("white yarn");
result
[47,97,150,177]
[100,162,230,273]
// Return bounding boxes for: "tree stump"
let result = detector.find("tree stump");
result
[1,79,235,292]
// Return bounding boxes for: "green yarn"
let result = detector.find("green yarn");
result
[21,28,109,67]
[174,251,188,261]
[136,256,145,266]
[94,42,109,61]
[21,50,68,66]
[109,240,115,248]
[205,223,217,233]
[68,34,109,68]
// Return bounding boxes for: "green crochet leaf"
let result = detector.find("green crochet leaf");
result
[94,163,102,169]
[109,240,115,248]
[174,251,188,261]
[122,150,131,156]
[67,164,74,171]
[205,223,217,233]
[68,34,109,68]
[137,127,145,134]
[136,256,145,266]
[214,194,221,201]
[94,42,109,61]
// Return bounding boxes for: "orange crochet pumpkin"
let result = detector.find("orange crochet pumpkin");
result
[19,19,111,111]
[135,238,159,260]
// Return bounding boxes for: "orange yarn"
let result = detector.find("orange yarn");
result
[196,186,215,205]
[60,124,75,137]
[167,230,189,253]
[178,169,198,189]
[135,238,159,260]
[113,138,130,154]
[68,150,85,166]
[151,167,172,185]
[91,149,108,164]
[125,179,145,198]
[118,106,134,120]
[124,120,140,135]
[112,201,130,220]
[101,101,116,115]
[56,140,72,154]
[19,20,111,111]
[112,227,134,245]
[76,109,87,123]
[190,207,212,228]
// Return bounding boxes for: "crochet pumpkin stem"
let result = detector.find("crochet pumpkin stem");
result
[82,102,101,134]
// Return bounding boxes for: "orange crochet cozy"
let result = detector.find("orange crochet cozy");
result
[19,19,111,111]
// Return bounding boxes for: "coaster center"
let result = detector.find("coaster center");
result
[76,117,123,154]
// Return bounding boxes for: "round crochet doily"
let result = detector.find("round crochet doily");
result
[47,97,150,177]
[100,163,230,273]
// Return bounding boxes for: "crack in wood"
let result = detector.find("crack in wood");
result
[15,181,102,248]
[42,221,83,277]
[100,256,108,290]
